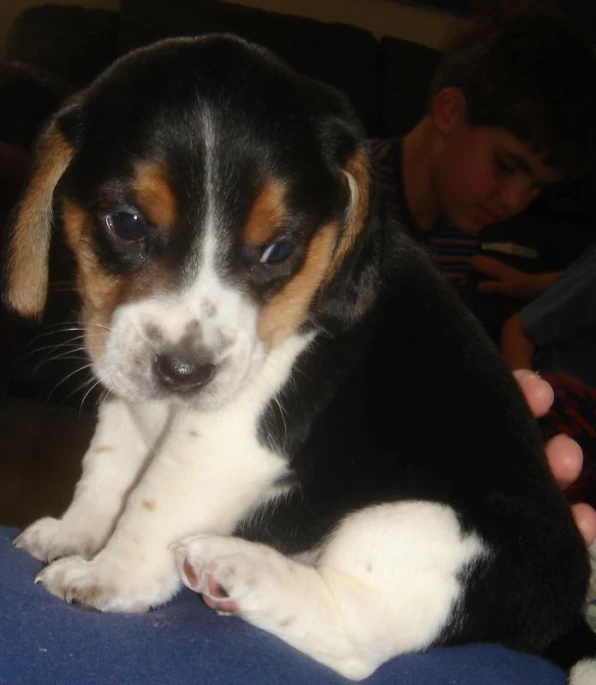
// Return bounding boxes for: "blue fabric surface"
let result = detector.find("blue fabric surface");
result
[0,526,565,684]
[522,241,596,389]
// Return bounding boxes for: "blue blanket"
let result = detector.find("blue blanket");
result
[0,526,564,685]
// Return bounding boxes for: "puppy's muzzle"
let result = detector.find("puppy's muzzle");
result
[153,349,216,395]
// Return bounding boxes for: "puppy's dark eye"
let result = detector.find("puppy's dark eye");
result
[259,238,295,265]
[104,211,147,242]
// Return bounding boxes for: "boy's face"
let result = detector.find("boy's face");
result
[432,89,561,234]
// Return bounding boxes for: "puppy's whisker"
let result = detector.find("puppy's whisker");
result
[29,337,87,352]
[273,394,288,443]
[86,323,112,332]
[26,326,86,348]
[62,376,95,405]
[46,363,96,402]
[30,342,89,370]
[33,355,89,373]
[78,378,106,416]
[19,340,86,362]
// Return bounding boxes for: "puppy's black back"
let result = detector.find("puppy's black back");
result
[241,228,588,655]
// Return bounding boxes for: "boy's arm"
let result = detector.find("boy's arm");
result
[470,255,561,300]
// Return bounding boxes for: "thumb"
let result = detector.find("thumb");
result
[470,256,511,280]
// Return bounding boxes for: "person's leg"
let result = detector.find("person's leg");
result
[0,526,564,685]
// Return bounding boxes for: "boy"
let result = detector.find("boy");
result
[375,8,596,287]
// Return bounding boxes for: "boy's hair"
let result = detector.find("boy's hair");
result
[430,8,596,178]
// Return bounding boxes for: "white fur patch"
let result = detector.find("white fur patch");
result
[177,501,485,680]
[570,659,596,685]
[15,398,159,562]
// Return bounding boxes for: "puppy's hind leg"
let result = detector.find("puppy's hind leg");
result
[14,399,167,562]
[176,501,485,680]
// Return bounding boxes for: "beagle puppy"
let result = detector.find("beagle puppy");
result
[5,34,595,682]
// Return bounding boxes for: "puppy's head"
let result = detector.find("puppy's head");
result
[5,35,378,409]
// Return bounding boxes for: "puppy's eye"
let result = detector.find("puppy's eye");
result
[104,211,147,242]
[259,238,295,265]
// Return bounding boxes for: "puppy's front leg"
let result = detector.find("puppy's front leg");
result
[15,398,166,562]
[35,408,283,612]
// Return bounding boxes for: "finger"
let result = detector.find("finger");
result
[544,434,583,488]
[469,255,511,278]
[513,369,554,417]
[477,281,508,294]
[571,503,596,547]
[470,255,520,281]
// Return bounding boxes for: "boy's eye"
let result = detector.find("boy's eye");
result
[104,210,147,242]
[259,237,295,265]
[495,157,516,175]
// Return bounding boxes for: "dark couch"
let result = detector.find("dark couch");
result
[5,0,444,139]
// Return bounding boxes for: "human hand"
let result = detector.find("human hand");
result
[470,255,554,300]
[513,369,596,546]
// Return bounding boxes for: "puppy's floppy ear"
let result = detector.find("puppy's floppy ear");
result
[316,107,382,328]
[331,141,371,277]
[4,103,82,318]
[311,82,374,281]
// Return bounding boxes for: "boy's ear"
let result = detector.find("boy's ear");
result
[431,87,467,134]
[4,104,82,318]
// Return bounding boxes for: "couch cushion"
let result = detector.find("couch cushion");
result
[381,35,441,137]
[119,0,383,135]
[0,61,73,148]
[6,5,119,88]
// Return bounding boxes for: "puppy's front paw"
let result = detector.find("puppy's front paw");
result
[36,553,181,613]
[14,517,102,562]
[175,535,271,616]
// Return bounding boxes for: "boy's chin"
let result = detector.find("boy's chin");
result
[452,214,484,235]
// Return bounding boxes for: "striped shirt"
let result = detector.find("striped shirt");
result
[369,137,478,287]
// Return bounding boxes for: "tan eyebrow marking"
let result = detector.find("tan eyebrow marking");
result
[133,163,178,229]
[257,223,337,346]
[243,180,287,246]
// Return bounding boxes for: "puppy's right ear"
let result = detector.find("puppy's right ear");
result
[4,104,82,318]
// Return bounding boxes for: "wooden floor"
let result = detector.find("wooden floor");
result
[0,395,96,528]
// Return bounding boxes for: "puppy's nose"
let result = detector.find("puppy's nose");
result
[154,352,215,392]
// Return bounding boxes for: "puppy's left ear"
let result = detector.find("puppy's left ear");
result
[331,143,371,276]
[4,103,82,318]
[316,109,382,327]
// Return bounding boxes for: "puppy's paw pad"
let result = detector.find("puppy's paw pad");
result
[202,573,239,614]
[175,537,261,611]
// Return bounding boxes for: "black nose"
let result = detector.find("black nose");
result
[154,353,215,392]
